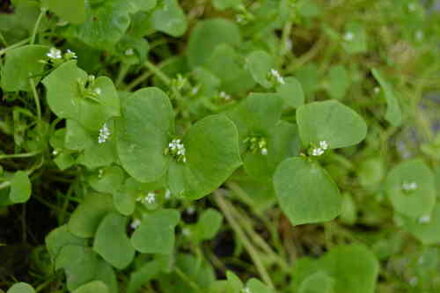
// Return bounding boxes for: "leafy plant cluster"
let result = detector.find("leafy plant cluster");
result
[0,0,440,292]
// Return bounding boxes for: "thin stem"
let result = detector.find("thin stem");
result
[0,151,41,161]
[30,9,46,45]
[125,71,153,91]
[0,38,30,56]
[29,78,42,133]
[144,60,171,85]
[175,267,202,292]
[214,191,275,289]
[115,63,130,88]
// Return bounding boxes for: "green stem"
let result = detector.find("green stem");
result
[144,60,171,85]
[175,267,202,292]
[115,63,131,88]
[30,9,46,45]
[214,191,275,289]
[0,38,30,56]
[0,151,41,161]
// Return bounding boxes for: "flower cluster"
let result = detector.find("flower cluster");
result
[310,141,329,157]
[98,123,110,144]
[164,138,187,163]
[401,181,418,192]
[46,47,77,62]
[137,192,157,205]
[244,136,268,156]
[269,69,285,85]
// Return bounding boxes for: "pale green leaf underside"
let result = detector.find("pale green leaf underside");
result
[273,157,341,225]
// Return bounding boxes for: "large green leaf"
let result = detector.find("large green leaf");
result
[1,45,48,92]
[116,87,174,182]
[130,209,180,254]
[371,69,402,127]
[93,213,135,269]
[166,114,242,199]
[296,100,367,149]
[9,171,31,203]
[42,0,87,24]
[273,157,341,225]
[187,18,241,68]
[151,0,187,37]
[68,193,114,238]
[385,159,435,220]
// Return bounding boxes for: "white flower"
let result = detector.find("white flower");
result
[124,48,134,56]
[191,86,200,96]
[311,140,328,157]
[418,215,431,224]
[242,288,251,293]
[98,123,111,144]
[343,32,355,42]
[167,138,187,162]
[65,49,77,59]
[186,207,195,214]
[219,91,231,101]
[47,47,62,59]
[270,68,285,85]
[145,192,156,204]
[374,87,380,94]
[52,149,59,156]
[94,88,102,95]
[261,147,268,156]
[164,189,171,200]
[130,219,141,229]
[402,181,418,192]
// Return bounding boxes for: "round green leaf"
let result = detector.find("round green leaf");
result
[273,157,341,225]
[130,209,180,254]
[1,45,49,92]
[72,281,108,293]
[68,193,114,238]
[276,76,305,108]
[9,171,31,203]
[193,209,223,241]
[151,0,187,37]
[89,166,125,195]
[93,213,135,269]
[116,87,174,183]
[296,100,367,149]
[246,50,273,88]
[385,159,435,220]
[187,18,241,68]
[166,114,242,199]
[7,282,35,293]
[43,0,87,24]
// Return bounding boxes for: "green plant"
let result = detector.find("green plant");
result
[1,0,440,292]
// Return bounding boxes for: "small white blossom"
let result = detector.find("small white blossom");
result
[343,32,355,42]
[191,86,200,96]
[402,181,418,192]
[47,47,62,59]
[52,149,59,156]
[130,219,141,229]
[319,140,329,150]
[65,49,77,59]
[124,48,134,56]
[261,147,268,156]
[167,138,187,163]
[374,87,380,94]
[242,288,251,293]
[219,91,231,101]
[98,123,111,144]
[94,88,102,95]
[145,192,156,204]
[418,215,431,224]
[186,207,195,214]
[270,68,285,85]
[311,140,328,157]
[164,189,171,200]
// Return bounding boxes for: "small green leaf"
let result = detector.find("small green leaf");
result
[151,0,187,37]
[327,65,350,100]
[65,119,94,151]
[72,281,108,293]
[371,69,402,127]
[193,209,223,241]
[273,157,341,225]
[1,45,48,92]
[342,22,367,54]
[7,282,35,293]
[93,213,135,269]
[246,279,273,293]
[276,76,305,108]
[131,209,180,254]
[45,225,87,260]
[246,50,273,88]
[385,159,435,220]
[42,0,87,24]
[89,166,125,195]
[167,114,242,199]
[357,157,384,188]
[339,193,357,225]
[296,100,367,149]
[9,171,31,203]
[116,87,174,182]
[399,203,440,245]
[67,1,130,49]
[68,193,114,238]
[187,18,241,68]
